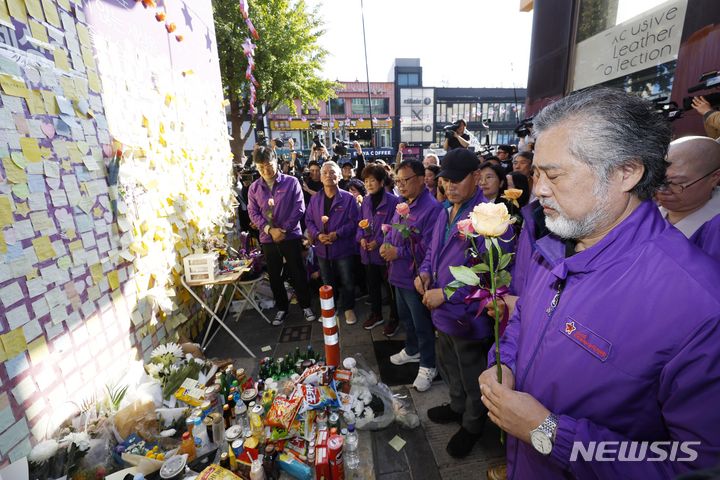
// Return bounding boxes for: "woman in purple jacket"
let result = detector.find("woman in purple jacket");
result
[306,161,360,325]
[356,164,400,330]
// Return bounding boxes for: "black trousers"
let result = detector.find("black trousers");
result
[261,238,311,311]
[365,263,398,321]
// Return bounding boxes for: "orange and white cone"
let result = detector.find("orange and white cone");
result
[319,285,340,367]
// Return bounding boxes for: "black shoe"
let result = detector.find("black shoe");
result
[427,404,462,424]
[446,426,482,458]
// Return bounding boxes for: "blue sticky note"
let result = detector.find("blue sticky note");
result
[5,352,30,379]
[27,175,46,193]
[6,243,24,261]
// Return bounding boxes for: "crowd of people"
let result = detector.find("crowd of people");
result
[236,88,720,476]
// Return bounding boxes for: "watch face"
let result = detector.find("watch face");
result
[531,431,552,455]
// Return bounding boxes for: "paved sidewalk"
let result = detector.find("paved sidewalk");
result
[203,288,505,479]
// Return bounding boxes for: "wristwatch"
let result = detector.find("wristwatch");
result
[530,413,558,455]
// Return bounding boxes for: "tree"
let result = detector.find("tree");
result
[213,0,338,161]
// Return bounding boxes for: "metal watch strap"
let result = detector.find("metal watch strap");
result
[538,413,558,442]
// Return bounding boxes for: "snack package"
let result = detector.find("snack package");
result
[265,395,303,430]
[196,464,239,480]
[298,383,339,412]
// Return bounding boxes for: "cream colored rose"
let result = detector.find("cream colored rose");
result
[470,202,514,237]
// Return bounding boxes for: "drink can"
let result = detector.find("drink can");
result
[315,446,330,480]
[327,434,344,480]
[231,439,244,457]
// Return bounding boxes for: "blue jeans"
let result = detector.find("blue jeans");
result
[318,256,355,311]
[395,286,435,368]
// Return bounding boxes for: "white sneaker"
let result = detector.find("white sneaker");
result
[344,309,357,325]
[272,311,287,326]
[390,348,420,366]
[413,366,437,392]
[303,308,316,322]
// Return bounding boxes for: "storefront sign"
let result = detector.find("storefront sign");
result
[269,119,392,130]
[571,0,687,90]
[350,147,395,158]
[400,88,434,143]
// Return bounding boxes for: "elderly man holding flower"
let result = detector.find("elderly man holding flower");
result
[416,148,514,458]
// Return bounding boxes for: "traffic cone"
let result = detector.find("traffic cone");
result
[319,285,340,367]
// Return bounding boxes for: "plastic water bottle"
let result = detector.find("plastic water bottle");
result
[345,423,360,470]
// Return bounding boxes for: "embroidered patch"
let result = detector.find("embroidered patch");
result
[559,316,612,362]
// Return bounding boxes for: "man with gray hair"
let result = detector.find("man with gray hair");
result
[657,136,720,261]
[423,153,439,168]
[478,88,720,478]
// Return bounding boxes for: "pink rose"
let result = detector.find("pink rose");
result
[396,202,410,217]
[268,198,275,207]
[457,218,475,237]
[381,224,391,234]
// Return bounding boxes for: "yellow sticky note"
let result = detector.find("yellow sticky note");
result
[25,0,44,20]
[57,0,69,10]
[28,18,48,43]
[40,0,59,27]
[1,328,27,358]
[81,47,96,70]
[68,239,82,251]
[76,22,90,46]
[25,268,38,280]
[25,89,45,115]
[20,137,42,162]
[12,183,29,199]
[3,157,27,183]
[1,0,11,23]
[90,263,103,284]
[0,195,12,227]
[41,90,58,115]
[57,255,71,269]
[0,73,28,97]
[88,70,101,93]
[15,201,30,217]
[6,0,27,23]
[108,270,119,290]
[32,236,56,261]
[53,49,70,71]
[0,230,6,254]
[27,336,49,364]
[65,228,76,240]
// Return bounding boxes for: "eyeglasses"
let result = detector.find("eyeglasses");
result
[395,174,419,186]
[659,167,719,195]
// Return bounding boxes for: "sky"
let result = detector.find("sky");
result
[304,0,535,88]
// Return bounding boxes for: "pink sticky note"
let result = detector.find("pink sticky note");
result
[13,114,29,135]
[102,144,113,158]
[40,122,55,139]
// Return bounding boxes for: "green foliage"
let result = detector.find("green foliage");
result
[105,384,129,412]
[443,279,464,300]
[471,262,490,273]
[449,265,480,286]
[213,0,338,145]
[496,269,512,289]
[497,253,513,271]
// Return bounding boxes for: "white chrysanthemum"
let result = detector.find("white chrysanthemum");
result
[151,343,183,361]
[29,439,59,463]
[146,363,162,378]
[61,432,91,451]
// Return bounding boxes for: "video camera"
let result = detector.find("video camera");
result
[443,120,463,139]
[680,69,720,118]
[332,139,353,156]
[514,117,534,138]
[312,134,325,150]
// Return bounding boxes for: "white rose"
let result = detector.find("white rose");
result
[470,202,513,237]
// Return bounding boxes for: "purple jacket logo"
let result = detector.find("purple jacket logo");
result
[560,317,612,362]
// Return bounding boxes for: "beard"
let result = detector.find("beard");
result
[540,184,612,240]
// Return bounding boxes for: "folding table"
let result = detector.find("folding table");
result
[181,264,269,357]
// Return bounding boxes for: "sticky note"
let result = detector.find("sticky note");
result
[388,435,406,452]
[53,49,70,71]
[28,18,48,43]
[20,137,42,162]
[0,0,10,23]
[41,90,58,115]
[25,89,45,115]
[15,202,30,217]
[0,195,12,226]
[32,236,56,261]
[1,328,27,358]
[0,231,6,254]
[90,263,103,284]
[6,0,27,23]
[27,336,49,364]
[3,157,27,183]
[12,183,29,199]
[57,0,69,10]
[25,0,44,20]
[0,73,28,96]
[108,270,119,290]
[261,345,272,352]
[88,70,101,93]
[43,160,59,178]
[40,0,59,27]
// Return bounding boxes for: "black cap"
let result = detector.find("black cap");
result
[340,159,353,167]
[438,148,479,181]
[497,144,513,154]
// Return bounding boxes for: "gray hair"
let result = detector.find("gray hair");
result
[533,88,671,200]
[321,160,341,176]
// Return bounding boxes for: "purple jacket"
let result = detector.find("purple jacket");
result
[690,213,720,262]
[491,201,720,479]
[509,200,549,297]
[306,188,359,260]
[247,173,304,244]
[355,191,400,265]
[419,187,507,339]
[386,188,442,290]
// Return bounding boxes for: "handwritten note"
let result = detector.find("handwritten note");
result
[32,236,57,261]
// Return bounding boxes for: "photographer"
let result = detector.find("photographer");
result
[310,134,330,163]
[691,96,720,139]
[302,160,323,205]
[338,141,366,190]
[443,119,470,151]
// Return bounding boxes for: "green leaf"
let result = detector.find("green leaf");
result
[449,265,480,286]
[444,285,458,299]
[472,263,490,273]
[391,223,405,230]
[496,270,512,288]
[497,253,514,271]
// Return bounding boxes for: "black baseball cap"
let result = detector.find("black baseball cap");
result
[438,148,479,181]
